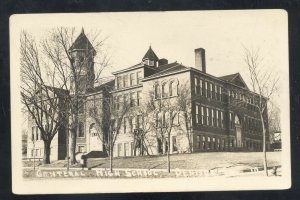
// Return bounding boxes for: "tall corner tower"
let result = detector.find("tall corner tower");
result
[68,28,96,94]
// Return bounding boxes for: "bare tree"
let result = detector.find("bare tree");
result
[89,89,131,172]
[143,89,179,173]
[20,31,68,164]
[176,82,193,153]
[243,46,279,176]
[268,101,281,143]
[40,27,110,164]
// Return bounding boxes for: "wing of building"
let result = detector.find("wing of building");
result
[26,31,270,161]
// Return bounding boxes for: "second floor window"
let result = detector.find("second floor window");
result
[123,75,128,87]
[117,76,122,89]
[130,73,135,86]
[162,83,167,98]
[155,84,160,99]
[137,71,142,84]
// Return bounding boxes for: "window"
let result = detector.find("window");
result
[172,136,177,152]
[123,74,128,87]
[123,117,128,133]
[162,83,167,98]
[137,91,142,106]
[118,143,123,157]
[207,137,211,150]
[216,110,219,127]
[154,84,160,99]
[196,105,199,124]
[211,109,214,126]
[129,118,133,133]
[221,111,224,128]
[130,93,136,107]
[78,122,84,137]
[205,81,208,97]
[211,83,214,99]
[137,71,142,84]
[194,78,200,94]
[156,113,160,128]
[201,106,204,124]
[215,85,218,100]
[130,73,135,86]
[162,112,167,127]
[132,117,136,131]
[194,78,198,94]
[124,143,129,157]
[200,79,203,95]
[169,81,174,96]
[202,136,206,150]
[117,76,122,89]
[206,107,210,126]
[219,87,222,101]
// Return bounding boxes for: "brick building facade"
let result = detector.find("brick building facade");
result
[27,30,269,160]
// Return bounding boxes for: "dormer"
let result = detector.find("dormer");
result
[142,46,159,67]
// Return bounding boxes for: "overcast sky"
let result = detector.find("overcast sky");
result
[12,10,288,90]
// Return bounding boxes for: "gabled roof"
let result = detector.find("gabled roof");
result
[218,73,249,89]
[142,46,159,61]
[143,62,188,80]
[69,28,95,54]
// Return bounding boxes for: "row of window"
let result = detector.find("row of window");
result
[114,91,142,110]
[31,126,41,141]
[154,81,178,99]
[116,71,143,89]
[194,77,223,101]
[155,111,180,128]
[30,148,43,157]
[121,115,143,134]
[244,116,262,134]
[195,105,225,128]
[195,135,262,151]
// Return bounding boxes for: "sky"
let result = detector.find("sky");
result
[12,10,288,88]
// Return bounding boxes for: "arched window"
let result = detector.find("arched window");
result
[89,123,97,137]
[154,84,160,99]
[78,122,85,137]
[169,81,174,96]
[162,82,167,98]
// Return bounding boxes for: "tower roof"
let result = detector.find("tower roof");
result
[69,28,96,54]
[142,46,159,61]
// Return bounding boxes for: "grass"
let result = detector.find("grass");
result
[23,152,281,170]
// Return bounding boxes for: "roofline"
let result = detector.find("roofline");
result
[112,63,160,75]
[112,63,144,75]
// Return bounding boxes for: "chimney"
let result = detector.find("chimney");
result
[158,58,168,66]
[194,48,206,73]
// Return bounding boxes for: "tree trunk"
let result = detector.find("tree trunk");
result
[70,125,77,164]
[167,134,171,173]
[260,113,268,176]
[43,140,51,164]
[110,143,113,172]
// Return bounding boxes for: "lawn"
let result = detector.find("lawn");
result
[23,152,281,170]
